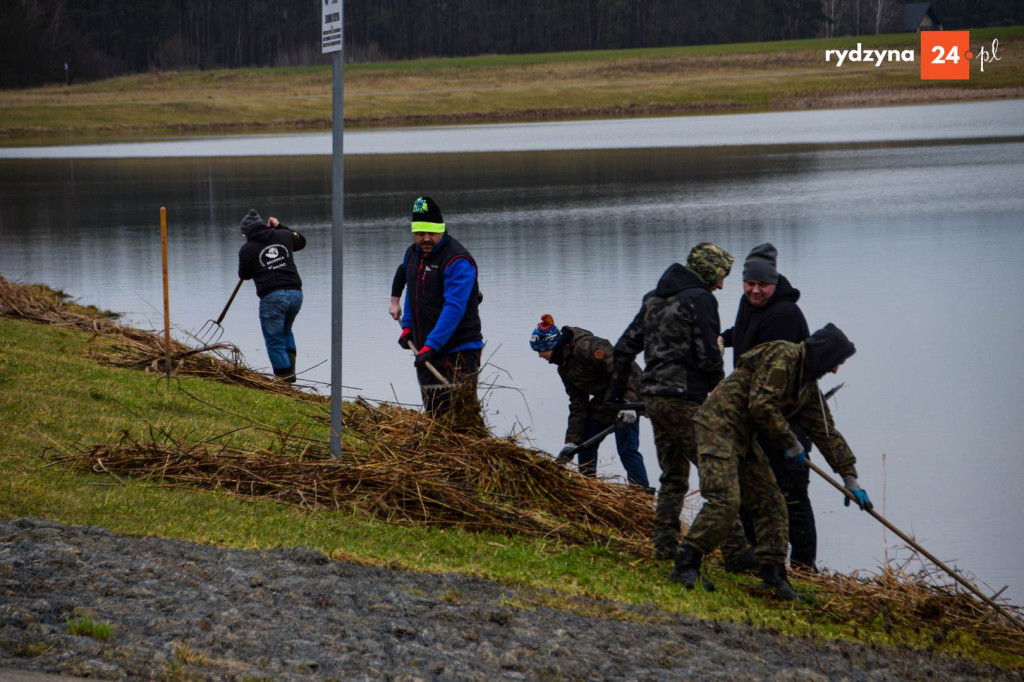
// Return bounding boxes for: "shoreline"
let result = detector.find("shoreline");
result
[2,26,1021,145]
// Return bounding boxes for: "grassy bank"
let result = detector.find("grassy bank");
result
[1,282,1022,670]
[1,27,1021,141]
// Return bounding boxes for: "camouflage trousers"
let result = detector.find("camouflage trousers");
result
[416,349,485,433]
[645,396,750,563]
[683,423,789,565]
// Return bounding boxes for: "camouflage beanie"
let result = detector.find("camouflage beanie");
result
[687,242,734,288]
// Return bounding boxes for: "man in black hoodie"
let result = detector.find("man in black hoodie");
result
[721,243,817,569]
[611,243,755,572]
[671,323,872,600]
[237,208,306,382]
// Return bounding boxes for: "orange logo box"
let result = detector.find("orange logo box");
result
[921,31,971,80]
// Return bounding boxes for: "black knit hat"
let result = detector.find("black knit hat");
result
[742,243,780,284]
[411,196,445,233]
[239,208,264,236]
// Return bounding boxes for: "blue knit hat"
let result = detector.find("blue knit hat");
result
[529,314,561,351]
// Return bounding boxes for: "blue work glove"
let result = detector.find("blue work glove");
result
[413,346,436,369]
[398,327,413,350]
[843,475,873,511]
[784,443,807,466]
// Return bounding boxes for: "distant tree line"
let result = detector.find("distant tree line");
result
[2,0,1019,88]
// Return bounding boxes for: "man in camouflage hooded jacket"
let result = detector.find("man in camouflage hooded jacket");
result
[672,323,872,599]
[610,243,755,571]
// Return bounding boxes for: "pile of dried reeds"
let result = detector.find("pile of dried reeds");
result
[69,398,654,554]
[797,565,1024,655]
[0,275,313,399]
[0,276,119,331]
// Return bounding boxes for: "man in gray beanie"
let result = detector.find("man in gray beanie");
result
[721,242,817,568]
[238,208,307,382]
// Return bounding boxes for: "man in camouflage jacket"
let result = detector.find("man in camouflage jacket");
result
[672,323,873,599]
[610,243,755,572]
[530,316,650,486]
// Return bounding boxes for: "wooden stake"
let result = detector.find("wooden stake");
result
[160,207,171,384]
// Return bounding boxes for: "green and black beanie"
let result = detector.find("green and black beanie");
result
[411,196,445,233]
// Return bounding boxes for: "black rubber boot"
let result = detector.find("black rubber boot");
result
[724,546,758,574]
[758,563,800,600]
[669,544,715,591]
[285,350,297,384]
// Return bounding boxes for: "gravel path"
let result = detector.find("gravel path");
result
[0,517,1017,681]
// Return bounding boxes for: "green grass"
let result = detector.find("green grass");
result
[1,26,1021,141]
[66,615,113,641]
[0,314,1021,669]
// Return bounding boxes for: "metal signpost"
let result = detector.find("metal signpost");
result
[323,1,344,457]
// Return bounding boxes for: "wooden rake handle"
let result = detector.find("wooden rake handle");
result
[405,339,449,386]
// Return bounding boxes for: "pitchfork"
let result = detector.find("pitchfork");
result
[195,279,243,345]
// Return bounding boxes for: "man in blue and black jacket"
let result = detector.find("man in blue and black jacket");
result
[397,196,484,431]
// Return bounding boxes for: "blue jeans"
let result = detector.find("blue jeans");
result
[577,417,650,487]
[258,289,302,372]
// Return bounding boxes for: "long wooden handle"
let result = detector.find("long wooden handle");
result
[215,279,244,324]
[806,459,1024,633]
[405,338,449,385]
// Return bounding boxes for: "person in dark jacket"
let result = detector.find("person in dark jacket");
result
[721,243,817,569]
[397,197,484,431]
[671,324,871,599]
[237,209,306,382]
[610,243,755,572]
[529,315,650,487]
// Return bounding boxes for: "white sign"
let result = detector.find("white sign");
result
[322,0,343,54]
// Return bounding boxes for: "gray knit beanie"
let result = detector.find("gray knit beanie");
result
[742,243,780,284]
[239,208,264,235]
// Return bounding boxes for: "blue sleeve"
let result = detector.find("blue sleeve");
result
[400,253,413,330]
[424,256,476,351]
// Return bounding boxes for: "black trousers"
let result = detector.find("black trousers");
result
[740,425,817,568]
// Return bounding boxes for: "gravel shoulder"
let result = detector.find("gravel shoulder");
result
[0,517,1017,681]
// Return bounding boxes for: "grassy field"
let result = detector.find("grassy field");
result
[2,299,1023,669]
[0,27,1021,141]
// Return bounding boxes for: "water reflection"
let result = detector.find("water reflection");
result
[2,138,1023,603]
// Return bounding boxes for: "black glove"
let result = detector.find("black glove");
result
[398,327,413,350]
[414,346,436,369]
[605,395,627,409]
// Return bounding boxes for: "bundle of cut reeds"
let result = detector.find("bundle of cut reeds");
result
[72,400,654,554]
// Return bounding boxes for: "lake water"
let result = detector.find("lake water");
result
[2,101,1023,604]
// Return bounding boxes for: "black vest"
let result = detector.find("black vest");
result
[403,235,482,354]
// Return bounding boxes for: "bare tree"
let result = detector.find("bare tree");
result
[822,0,844,37]
[870,0,902,34]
